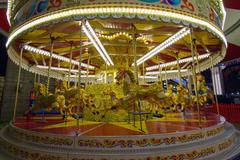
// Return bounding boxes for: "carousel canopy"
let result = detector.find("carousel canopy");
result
[5,0,227,81]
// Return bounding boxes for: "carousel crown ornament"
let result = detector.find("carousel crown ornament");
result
[2,0,240,160]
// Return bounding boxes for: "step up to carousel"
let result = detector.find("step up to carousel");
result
[0,113,240,160]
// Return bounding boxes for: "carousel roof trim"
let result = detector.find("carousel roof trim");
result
[6,7,227,48]
[23,44,95,69]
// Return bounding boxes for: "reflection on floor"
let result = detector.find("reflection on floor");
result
[14,111,222,136]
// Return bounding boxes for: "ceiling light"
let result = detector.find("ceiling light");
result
[133,27,190,66]
[139,76,158,79]
[36,65,88,74]
[146,69,188,75]
[23,45,95,69]
[69,75,98,78]
[146,53,210,71]
[83,21,114,66]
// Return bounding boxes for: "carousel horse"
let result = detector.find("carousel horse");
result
[83,88,119,121]
[193,74,215,106]
[114,69,172,112]
[32,82,95,117]
[172,85,191,112]
[32,83,68,116]
[65,87,95,115]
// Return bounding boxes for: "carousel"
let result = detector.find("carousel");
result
[1,0,240,159]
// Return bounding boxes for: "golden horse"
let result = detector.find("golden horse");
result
[32,82,94,117]
[114,69,173,112]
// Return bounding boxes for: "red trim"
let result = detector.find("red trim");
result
[223,0,240,10]
[0,9,9,32]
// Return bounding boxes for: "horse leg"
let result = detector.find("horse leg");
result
[181,102,185,112]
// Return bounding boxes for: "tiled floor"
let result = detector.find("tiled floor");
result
[13,111,222,137]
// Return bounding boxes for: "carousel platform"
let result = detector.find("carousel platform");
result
[0,111,240,160]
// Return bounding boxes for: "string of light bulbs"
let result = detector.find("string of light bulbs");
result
[23,44,95,69]
[133,27,191,66]
[6,7,227,49]
[36,65,88,74]
[145,69,188,75]
[146,53,210,71]
[98,32,151,44]
[83,21,114,66]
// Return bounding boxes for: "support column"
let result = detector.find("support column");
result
[105,64,108,84]
[142,62,145,84]
[133,28,138,83]
[188,70,193,101]
[158,56,162,83]
[46,38,54,96]
[165,68,168,90]
[13,46,23,123]
[76,20,84,133]
[177,54,182,86]
[68,43,73,88]
[190,28,202,128]
[86,54,90,87]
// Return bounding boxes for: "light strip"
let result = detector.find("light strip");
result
[139,76,158,79]
[83,21,114,66]
[82,25,109,65]
[23,45,95,69]
[36,65,88,74]
[134,27,190,66]
[146,69,188,75]
[6,7,227,48]
[146,53,210,71]
[219,0,226,29]
[6,0,13,25]
[69,75,98,78]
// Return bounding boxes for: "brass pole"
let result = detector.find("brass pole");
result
[33,73,37,86]
[57,59,60,80]
[77,20,84,130]
[105,64,108,84]
[195,47,201,73]
[126,55,129,70]
[86,54,90,87]
[37,74,40,84]
[188,68,193,103]
[211,56,220,115]
[13,46,23,123]
[159,66,162,84]
[132,26,138,128]
[165,68,168,90]
[68,43,73,88]
[75,70,78,87]
[133,27,138,83]
[142,62,145,84]
[158,56,162,82]
[190,28,202,128]
[177,54,182,86]
[46,38,54,96]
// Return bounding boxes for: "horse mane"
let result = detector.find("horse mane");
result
[125,70,135,83]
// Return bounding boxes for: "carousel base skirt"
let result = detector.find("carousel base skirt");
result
[0,111,240,160]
